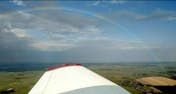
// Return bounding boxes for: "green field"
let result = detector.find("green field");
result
[0,71,43,94]
[0,63,176,94]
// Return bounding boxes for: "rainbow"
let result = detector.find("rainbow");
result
[0,6,160,62]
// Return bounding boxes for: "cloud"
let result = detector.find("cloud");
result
[30,41,75,51]
[10,0,24,6]
[92,0,126,6]
[4,28,29,38]
[103,9,176,21]
[74,38,156,51]
[93,1,100,6]
[111,0,126,4]
[104,10,143,21]
[138,9,176,21]
[0,6,176,63]
[0,29,37,63]
[0,9,101,52]
[59,38,161,62]
[167,16,176,21]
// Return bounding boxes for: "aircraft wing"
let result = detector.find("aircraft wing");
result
[28,63,130,94]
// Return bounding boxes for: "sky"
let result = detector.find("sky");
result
[0,0,176,63]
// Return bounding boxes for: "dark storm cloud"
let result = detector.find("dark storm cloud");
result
[0,30,33,62]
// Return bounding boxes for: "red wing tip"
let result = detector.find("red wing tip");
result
[47,63,82,71]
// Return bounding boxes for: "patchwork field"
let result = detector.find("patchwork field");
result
[0,62,176,94]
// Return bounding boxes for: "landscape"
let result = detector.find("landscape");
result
[0,62,176,94]
[0,0,176,94]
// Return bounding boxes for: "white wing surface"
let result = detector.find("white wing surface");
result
[28,63,130,94]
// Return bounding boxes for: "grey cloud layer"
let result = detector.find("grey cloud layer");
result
[0,8,176,63]
[0,9,100,49]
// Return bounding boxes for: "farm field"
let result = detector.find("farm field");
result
[136,77,176,86]
[0,63,176,94]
